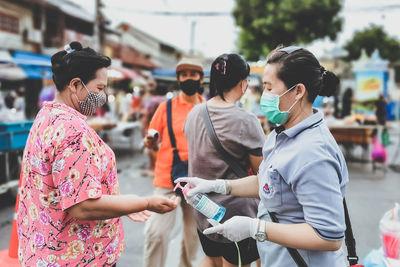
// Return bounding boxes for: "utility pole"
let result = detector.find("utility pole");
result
[189,20,197,55]
[93,0,101,51]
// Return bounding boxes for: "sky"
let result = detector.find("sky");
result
[71,0,400,60]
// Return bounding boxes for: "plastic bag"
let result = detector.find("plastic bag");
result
[363,249,387,267]
[380,203,400,260]
[372,136,387,163]
[363,248,400,267]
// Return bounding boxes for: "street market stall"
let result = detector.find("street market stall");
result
[329,125,376,161]
[0,121,33,195]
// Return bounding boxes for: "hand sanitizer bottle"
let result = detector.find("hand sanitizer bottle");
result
[174,182,226,222]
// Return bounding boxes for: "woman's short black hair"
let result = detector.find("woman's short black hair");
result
[209,53,250,100]
[267,46,339,103]
[51,41,111,92]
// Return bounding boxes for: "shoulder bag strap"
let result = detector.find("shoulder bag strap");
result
[344,198,359,266]
[167,98,177,149]
[269,212,308,267]
[200,103,248,178]
[269,198,360,267]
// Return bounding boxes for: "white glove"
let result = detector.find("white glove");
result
[203,216,259,242]
[174,177,227,197]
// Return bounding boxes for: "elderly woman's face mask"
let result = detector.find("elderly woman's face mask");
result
[75,81,107,116]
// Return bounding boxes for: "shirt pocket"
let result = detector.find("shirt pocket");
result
[262,168,283,209]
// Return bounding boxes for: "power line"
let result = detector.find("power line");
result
[344,4,400,13]
[106,7,231,16]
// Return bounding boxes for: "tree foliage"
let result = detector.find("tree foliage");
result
[233,0,343,61]
[343,25,400,63]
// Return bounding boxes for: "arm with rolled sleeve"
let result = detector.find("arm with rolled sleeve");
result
[263,157,345,251]
[291,158,346,241]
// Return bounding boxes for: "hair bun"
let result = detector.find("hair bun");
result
[69,41,83,51]
[319,70,339,97]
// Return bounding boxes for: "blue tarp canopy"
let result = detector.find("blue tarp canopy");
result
[13,51,52,79]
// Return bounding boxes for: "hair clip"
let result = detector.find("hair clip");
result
[320,66,328,77]
[215,60,226,75]
[279,46,302,54]
[64,44,75,54]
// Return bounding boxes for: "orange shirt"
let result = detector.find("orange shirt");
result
[149,93,204,188]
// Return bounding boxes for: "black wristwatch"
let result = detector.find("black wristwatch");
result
[255,219,267,242]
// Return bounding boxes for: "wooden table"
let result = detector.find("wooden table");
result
[328,125,376,162]
[87,120,117,132]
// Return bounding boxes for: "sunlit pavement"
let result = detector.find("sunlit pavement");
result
[0,129,399,266]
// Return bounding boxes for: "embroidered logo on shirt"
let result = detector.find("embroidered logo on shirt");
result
[263,182,275,197]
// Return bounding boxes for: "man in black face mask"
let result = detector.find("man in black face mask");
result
[142,57,204,267]
[176,58,204,96]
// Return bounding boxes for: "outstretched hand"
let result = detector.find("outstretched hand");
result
[145,195,180,214]
[126,210,151,222]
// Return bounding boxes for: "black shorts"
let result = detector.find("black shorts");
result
[197,230,259,265]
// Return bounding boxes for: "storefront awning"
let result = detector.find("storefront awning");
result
[0,50,13,63]
[107,66,147,85]
[0,63,27,80]
[108,66,141,80]
[13,51,52,79]
[43,0,94,23]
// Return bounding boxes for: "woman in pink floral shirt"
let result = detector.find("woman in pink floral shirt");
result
[17,42,178,267]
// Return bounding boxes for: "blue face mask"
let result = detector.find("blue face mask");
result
[260,84,298,125]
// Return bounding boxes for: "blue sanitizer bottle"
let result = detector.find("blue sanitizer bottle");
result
[174,182,226,222]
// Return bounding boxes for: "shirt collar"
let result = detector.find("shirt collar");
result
[44,101,87,121]
[177,93,204,106]
[279,109,323,138]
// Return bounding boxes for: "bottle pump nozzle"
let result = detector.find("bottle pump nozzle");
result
[173,182,190,196]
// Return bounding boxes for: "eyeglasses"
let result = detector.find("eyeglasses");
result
[278,46,302,54]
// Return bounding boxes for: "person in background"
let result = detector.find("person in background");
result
[375,93,387,126]
[0,93,14,121]
[38,79,57,109]
[341,87,353,118]
[184,53,263,267]
[14,88,26,120]
[142,85,166,177]
[177,46,348,267]
[143,58,204,267]
[16,41,178,267]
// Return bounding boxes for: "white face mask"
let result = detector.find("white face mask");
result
[75,81,107,116]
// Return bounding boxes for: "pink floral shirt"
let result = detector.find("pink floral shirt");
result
[17,102,124,267]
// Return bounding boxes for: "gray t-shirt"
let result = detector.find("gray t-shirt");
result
[184,103,265,242]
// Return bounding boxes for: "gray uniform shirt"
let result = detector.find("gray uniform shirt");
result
[257,110,348,267]
[184,103,265,241]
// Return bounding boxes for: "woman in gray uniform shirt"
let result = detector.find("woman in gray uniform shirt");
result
[177,46,348,267]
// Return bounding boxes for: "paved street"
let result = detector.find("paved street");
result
[0,129,399,266]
